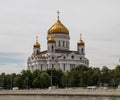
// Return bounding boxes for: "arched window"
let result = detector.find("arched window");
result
[81,48,84,53]
[52,57,54,59]
[71,55,74,59]
[63,41,65,47]
[51,45,54,52]
[58,41,61,47]
[80,57,82,60]
[66,41,68,48]
[37,50,39,54]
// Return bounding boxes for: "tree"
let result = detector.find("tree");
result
[113,65,120,86]
[39,72,50,88]
[100,66,111,87]
[62,72,69,88]
[46,69,63,87]
[89,67,101,86]
[32,70,41,88]
[32,77,40,88]
[0,73,6,88]
[68,65,89,87]
[69,70,80,87]
[32,72,50,88]
[14,74,23,89]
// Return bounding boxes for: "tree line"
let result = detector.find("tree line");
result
[0,65,120,89]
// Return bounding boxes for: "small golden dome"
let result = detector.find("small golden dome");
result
[33,36,40,48]
[77,34,85,46]
[34,42,40,48]
[77,40,84,46]
[48,11,69,34]
[48,35,55,43]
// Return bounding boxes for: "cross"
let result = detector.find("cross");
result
[57,11,60,20]
[80,34,82,40]
[36,36,38,42]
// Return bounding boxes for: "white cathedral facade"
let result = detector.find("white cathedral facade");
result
[27,12,89,72]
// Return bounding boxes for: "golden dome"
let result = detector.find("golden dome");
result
[77,34,85,46]
[77,40,84,46]
[48,20,69,34]
[33,36,40,48]
[48,35,55,43]
[34,42,40,48]
[48,11,69,34]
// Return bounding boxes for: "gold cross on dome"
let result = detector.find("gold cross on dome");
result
[57,11,60,20]
[36,36,38,42]
[80,34,82,40]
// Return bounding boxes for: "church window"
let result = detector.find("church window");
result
[80,57,82,60]
[52,57,54,59]
[37,50,39,54]
[81,48,84,53]
[59,41,61,47]
[71,55,74,59]
[63,41,65,47]
[66,41,68,48]
[51,45,54,52]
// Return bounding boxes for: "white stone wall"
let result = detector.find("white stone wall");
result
[53,34,70,50]
[28,51,89,72]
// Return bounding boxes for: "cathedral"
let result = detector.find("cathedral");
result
[27,12,89,72]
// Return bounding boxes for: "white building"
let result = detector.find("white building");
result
[27,12,89,72]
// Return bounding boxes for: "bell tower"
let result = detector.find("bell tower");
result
[47,34,55,53]
[33,36,40,55]
[77,34,85,55]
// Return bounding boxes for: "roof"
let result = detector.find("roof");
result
[36,49,79,58]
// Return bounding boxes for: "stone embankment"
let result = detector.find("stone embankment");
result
[0,88,120,100]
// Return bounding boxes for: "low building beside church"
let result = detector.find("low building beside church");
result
[27,12,89,72]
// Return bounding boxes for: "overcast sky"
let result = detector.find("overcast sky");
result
[0,0,120,73]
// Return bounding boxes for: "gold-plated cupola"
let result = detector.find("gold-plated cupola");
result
[77,34,85,46]
[33,36,40,48]
[47,34,55,43]
[48,11,69,34]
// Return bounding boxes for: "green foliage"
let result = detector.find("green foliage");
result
[14,74,23,88]
[113,65,120,86]
[46,69,63,87]
[62,72,69,87]
[0,65,120,89]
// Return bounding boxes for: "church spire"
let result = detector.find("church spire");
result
[80,34,82,40]
[77,34,84,46]
[36,36,38,42]
[33,36,40,48]
[57,11,60,20]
